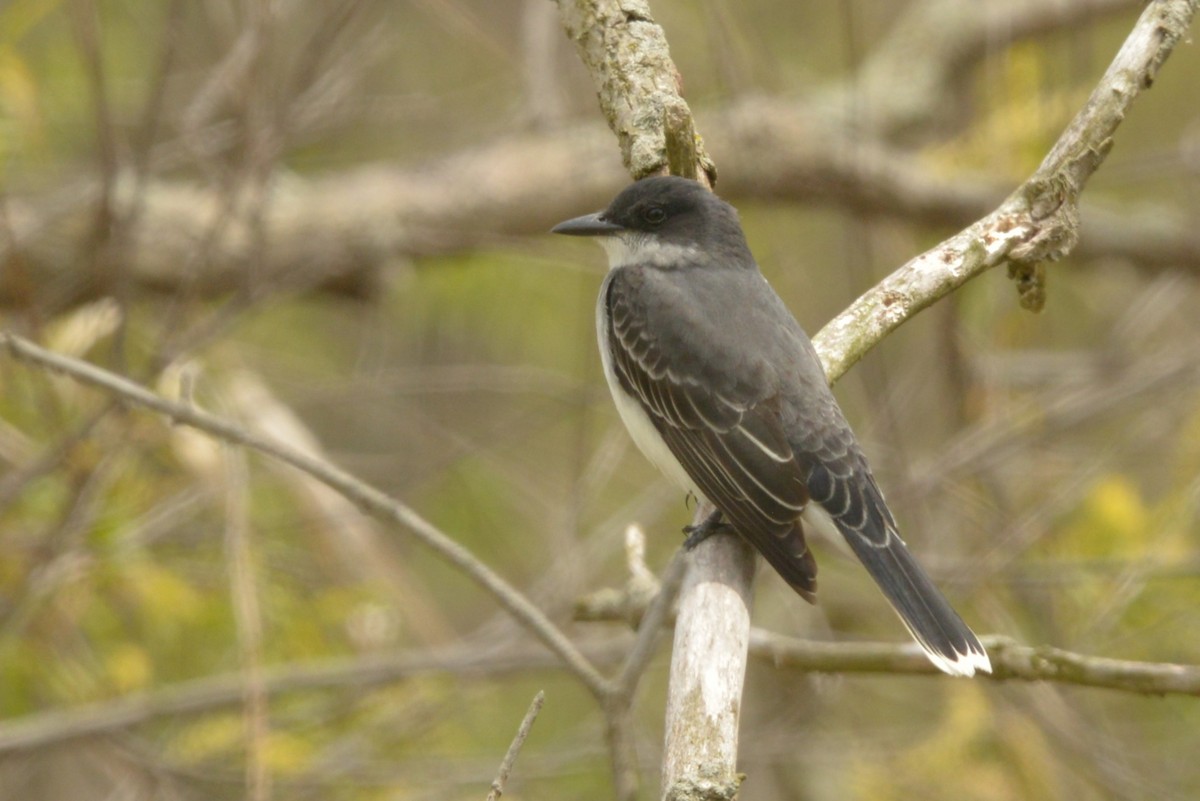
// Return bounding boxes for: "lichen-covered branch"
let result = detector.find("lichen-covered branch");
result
[553,0,715,183]
[813,0,1198,382]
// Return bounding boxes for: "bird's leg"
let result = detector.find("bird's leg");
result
[682,508,734,550]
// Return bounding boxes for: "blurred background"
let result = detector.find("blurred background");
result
[2,0,1199,799]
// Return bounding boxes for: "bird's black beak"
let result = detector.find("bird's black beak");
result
[550,212,624,237]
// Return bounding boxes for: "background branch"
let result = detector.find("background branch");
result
[1,332,611,701]
[0,639,624,755]
[752,634,1200,696]
[7,110,1198,317]
[4,2,1197,316]
[486,691,545,801]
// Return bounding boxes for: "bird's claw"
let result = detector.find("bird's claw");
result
[682,510,733,550]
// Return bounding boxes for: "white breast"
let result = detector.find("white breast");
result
[596,273,707,502]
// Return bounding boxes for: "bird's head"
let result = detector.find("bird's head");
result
[551,176,751,269]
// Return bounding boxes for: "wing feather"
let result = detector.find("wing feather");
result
[606,269,817,597]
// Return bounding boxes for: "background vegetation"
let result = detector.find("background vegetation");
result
[1,1,1198,799]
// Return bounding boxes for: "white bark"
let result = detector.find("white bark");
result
[660,532,755,801]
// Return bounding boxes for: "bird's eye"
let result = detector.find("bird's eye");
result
[642,206,667,225]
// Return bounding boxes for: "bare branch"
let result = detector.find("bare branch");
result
[829,0,1143,138]
[602,546,688,801]
[8,106,1196,318]
[486,691,546,801]
[0,332,611,700]
[660,528,756,801]
[0,639,624,755]
[9,78,1200,314]
[575,595,1200,697]
[750,632,1200,696]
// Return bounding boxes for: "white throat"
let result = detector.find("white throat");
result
[596,233,701,270]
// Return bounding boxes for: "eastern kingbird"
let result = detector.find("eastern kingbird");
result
[552,175,990,677]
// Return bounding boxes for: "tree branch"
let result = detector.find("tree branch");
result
[574,596,1200,697]
[0,332,611,701]
[827,0,1143,138]
[750,632,1200,696]
[813,0,1198,382]
[6,0,1197,315]
[486,690,546,801]
[0,639,624,755]
[660,529,756,801]
[553,0,715,183]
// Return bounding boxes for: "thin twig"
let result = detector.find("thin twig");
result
[221,442,271,801]
[486,691,546,801]
[0,332,611,700]
[0,400,116,517]
[602,545,689,801]
[610,549,687,701]
[602,704,642,801]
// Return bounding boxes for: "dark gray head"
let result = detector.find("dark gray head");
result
[551,176,753,269]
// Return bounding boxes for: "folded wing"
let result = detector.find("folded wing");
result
[606,268,819,599]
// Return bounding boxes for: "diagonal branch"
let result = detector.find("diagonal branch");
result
[554,0,716,183]
[0,332,611,700]
[486,691,546,801]
[813,0,1199,381]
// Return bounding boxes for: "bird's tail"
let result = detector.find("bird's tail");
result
[841,525,991,677]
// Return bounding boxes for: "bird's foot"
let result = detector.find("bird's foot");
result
[682,510,734,550]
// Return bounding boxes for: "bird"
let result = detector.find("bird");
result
[551,175,991,677]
